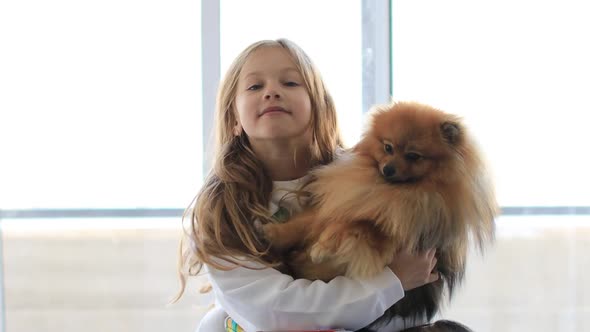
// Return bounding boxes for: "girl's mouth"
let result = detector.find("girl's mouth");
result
[260,106,290,116]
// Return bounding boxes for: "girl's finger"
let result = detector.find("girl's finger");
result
[431,256,438,269]
[426,248,436,259]
[427,271,440,283]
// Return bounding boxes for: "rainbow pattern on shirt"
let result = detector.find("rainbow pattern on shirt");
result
[225,316,245,332]
[224,316,345,332]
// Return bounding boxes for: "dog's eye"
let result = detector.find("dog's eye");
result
[384,143,393,154]
[405,152,422,161]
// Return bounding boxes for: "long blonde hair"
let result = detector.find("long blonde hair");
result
[173,39,343,301]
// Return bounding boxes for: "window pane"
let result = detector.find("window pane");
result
[391,0,590,207]
[0,0,203,209]
[220,0,363,147]
[0,0,204,331]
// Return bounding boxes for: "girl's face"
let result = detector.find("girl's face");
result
[234,46,312,145]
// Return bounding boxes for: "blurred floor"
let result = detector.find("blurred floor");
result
[1,215,588,332]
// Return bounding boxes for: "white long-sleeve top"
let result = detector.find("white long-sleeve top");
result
[200,177,415,332]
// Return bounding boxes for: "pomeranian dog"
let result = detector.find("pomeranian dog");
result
[258,101,498,331]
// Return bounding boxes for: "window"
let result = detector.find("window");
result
[0,0,204,331]
[391,0,590,207]
[0,0,203,210]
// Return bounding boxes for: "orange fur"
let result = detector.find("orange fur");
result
[261,101,498,285]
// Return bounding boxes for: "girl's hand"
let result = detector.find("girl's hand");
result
[387,248,439,291]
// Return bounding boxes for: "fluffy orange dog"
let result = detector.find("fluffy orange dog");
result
[259,101,498,331]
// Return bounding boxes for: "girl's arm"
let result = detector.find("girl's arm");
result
[205,258,404,332]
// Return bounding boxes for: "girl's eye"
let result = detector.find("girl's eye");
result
[405,152,422,161]
[284,81,299,87]
[247,84,262,91]
[384,143,393,154]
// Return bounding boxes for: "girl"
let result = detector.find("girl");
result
[176,38,439,332]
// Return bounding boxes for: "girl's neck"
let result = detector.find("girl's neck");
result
[251,140,312,181]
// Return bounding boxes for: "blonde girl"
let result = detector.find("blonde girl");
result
[176,38,439,332]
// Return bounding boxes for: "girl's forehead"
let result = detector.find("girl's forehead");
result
[240,47,299,77]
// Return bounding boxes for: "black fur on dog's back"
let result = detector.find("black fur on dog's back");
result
[400,320,474,332]
[355,282,443,332]
[357,317,473,332]
[357,248,464,332]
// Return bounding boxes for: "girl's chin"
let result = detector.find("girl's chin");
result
[249,133,312,145]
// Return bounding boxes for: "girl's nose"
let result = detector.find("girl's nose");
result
[264,86,281,100]
[264,93,280,100]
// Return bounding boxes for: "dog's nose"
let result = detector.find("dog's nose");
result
[382,164,396,177]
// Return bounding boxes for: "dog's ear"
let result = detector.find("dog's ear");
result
[440,121,461,144]
[353,135,377,155]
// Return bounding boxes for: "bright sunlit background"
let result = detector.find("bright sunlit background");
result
[391,0,590,207]
[0,0,203,210]
[0,0,589,331]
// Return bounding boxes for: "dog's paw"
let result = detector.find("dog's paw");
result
[310,242,333,263]
[254,220,278,242]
